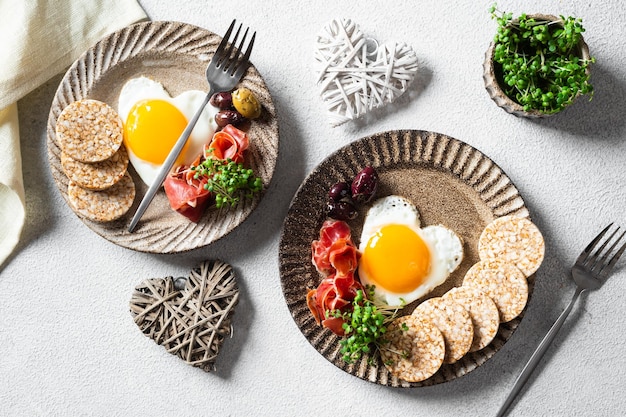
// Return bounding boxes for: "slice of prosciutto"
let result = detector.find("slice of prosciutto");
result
[311,219,359,276]
[205,124,250,163]
[307,219,364,336]
[163,167,211,222]
[306,272,364,336]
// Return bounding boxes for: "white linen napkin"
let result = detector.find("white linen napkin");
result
[0,0,147,267]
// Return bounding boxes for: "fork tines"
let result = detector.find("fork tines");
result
[215,20,256,77]
[578,223,626,278]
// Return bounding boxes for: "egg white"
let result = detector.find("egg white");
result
[360,195,421,239]
[117,76,219,186]
[357,195,464,306]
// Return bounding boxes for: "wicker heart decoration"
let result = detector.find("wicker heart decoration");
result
[314,18,419,126]
[129,260,239,372]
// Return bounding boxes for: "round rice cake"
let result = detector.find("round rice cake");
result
[61,146,129,190]
[56,99,124,163]
[379,315,445,383]
[412,296,473,364]
[462,259,528,323]
[67,172,135,222]
[478,215,545,277]
[443,286,500,352]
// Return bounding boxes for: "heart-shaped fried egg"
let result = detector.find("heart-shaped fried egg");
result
[358,195,464,306]
[117,76,219,186]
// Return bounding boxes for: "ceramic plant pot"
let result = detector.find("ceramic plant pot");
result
[483,14,591,118]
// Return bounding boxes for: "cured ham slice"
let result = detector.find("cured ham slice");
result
[222,124,249,152]
[307,220,364,336]
[312,219,358,276]
[163,170,211,222]
[205,124,249,163]
[306,272,364,336]
[321,316,347,336]
[328,239,359,277]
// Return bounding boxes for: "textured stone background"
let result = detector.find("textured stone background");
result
[1,0,625,415]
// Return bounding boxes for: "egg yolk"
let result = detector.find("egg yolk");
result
[361,224,431,293]
[123,99,189,165]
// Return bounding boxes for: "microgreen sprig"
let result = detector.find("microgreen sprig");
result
[192,156,263,209]
[329,286,403,364]
[489,3,595,113]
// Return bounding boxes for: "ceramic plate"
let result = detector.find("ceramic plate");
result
[46,21,279,253]
[279,130,533,387]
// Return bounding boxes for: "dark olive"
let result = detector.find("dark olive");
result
[326,200,358,221]
[215,110,246,127]
[209,91,233,110]
[351,166,378,204]
[328,182,352,202]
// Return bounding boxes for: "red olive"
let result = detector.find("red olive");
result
[215,110,246,127]
[326,200,358,221]
[351,166,378,204]
[209,91,233,110]
[328,182,352,202]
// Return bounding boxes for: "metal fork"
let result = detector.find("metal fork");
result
[497,223,626,416]
[128,20,256,232]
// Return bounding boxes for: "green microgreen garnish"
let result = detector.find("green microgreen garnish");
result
[489,3,594,113]
[192,156,263,209]
[328,286,403,364]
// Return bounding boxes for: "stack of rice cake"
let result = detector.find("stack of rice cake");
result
[55,99,135,222]
[382,216,545,383]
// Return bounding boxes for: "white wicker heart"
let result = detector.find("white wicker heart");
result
[314,18,419,126]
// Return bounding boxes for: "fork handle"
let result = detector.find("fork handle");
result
[128,90,213,232]
[496,286,584,417]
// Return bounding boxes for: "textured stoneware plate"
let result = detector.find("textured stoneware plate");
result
[46,21,279,253]
[279,130,533,387]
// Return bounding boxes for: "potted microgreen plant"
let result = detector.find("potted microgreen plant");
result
[483,4,595,118]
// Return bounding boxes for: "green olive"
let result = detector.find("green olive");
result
[231,88,261,119]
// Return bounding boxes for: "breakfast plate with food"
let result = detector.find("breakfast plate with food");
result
[279,130,545,387]
[46,21,279,253]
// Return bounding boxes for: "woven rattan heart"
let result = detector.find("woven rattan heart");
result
[130,260,239,372]
[314,18,419,126]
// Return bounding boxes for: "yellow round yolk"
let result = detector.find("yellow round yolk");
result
[123,99,189,165]
[361,224,431,293]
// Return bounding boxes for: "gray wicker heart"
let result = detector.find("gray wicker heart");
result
[129,260,239,372]
[314,18,419,126]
